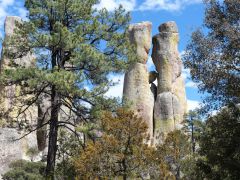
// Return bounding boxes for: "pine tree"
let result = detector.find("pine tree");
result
[183,110,203,153]
[0,0,135,178]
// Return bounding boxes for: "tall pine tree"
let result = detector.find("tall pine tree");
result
[0,0,135,178]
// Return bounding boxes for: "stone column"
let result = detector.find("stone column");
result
[152,22,187,144]
[123,22,154,143]
[0,16,43,149]
[1,16,37,124]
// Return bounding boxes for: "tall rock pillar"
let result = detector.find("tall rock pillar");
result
[123,22,154,142]
[0,16,49,151]
[152,22,187,144]
[0,16,36,122]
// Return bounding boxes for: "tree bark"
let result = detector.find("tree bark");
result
[45,85,60,179]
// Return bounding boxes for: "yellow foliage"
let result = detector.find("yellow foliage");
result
[74,108,172,179]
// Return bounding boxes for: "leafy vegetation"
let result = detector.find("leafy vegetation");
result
[183,0,240,112]
[2,160,45,180]
[74,108,172,179]
[196,105,240,180]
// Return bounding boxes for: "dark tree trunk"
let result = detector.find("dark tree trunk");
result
[45,85,60,179]
[191,123,195,153]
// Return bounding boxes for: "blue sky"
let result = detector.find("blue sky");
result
[0,0,205,111]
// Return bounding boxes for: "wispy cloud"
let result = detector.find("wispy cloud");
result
[138,0,202,11]
[187,99,200,111]
[95,0,136,11]
[185,81,199,88]
[0,0,15,7]
[96,0,202,12]
[105,74,125,98]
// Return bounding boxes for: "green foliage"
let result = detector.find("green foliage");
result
[196,105,240,180]
[2,160,45,180]
[183,0,240,112]
[183,110,204,153]
[157,130,191,180]
[26,147,39,162]
[55,159,76,180]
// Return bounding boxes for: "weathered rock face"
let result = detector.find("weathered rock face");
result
[128,22,152,64]
[37,94,51,151]
[0,128,38,178]
[152,21,187,144]
[123,22,154,142]
[1,16,35,69]
[0,15,46,157]
[0,16,37,123]
[123,21,187,145]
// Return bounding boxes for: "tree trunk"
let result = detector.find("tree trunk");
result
[45,86,60,179]
[122,159,127,180]
[191,123,195,153]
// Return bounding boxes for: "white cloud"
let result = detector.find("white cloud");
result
[182,68,190,80]
[18,8,28,20]
[187,99,200,111]
[95,0,136,11]
[185,81,199,88]
[0,0,15,7]
[105,74,125,98]
[138,0,202,11]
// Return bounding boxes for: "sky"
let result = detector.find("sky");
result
[0,0,205,111]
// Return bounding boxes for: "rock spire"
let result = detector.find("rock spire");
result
[123,21,187,145]
[152,21,187,143]
[123,22,155,143]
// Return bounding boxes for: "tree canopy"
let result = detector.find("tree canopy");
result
[196,105,240,179]
[183,0,240,112]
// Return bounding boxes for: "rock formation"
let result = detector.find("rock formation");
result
[0,16,37,125]
[123,21,187,145]
[152,22,187,143]
[123,22,154,143]
[0,17,40,176]
[0,128,38,178]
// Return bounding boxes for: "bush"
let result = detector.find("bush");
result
[2,160,45,180]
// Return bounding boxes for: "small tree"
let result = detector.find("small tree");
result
[74,108,170,179]
[26,147,39,162]
[2,160,45,180]
[158,130,191,180]
[183,110,203,153]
